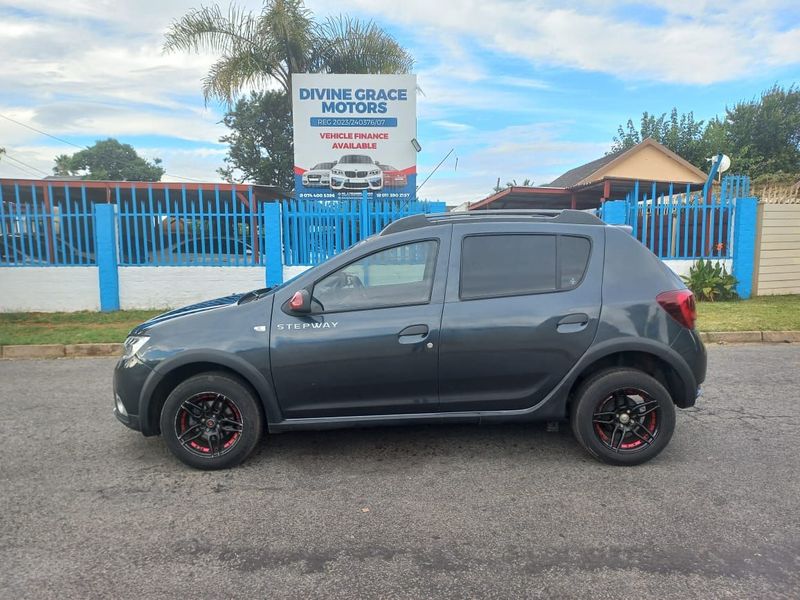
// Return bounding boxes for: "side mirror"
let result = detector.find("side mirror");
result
[288,289,311,314]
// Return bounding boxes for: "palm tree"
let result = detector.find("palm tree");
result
[163,0,413,104]
[53,154,73,176]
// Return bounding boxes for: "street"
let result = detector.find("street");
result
[1,344,799,599]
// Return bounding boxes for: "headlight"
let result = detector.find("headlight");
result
[123,335,149,359]
[332,169,344,176]
[369,169,380,176]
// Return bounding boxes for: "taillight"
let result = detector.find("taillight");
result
[657,289,696,329]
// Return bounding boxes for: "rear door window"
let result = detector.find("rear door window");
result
[460,233,591,300]
[460,234,557,299]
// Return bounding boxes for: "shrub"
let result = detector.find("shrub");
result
[681,260,738,302]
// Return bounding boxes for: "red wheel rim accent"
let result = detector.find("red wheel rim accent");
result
[592,388,659,453]
[175,392,244,458]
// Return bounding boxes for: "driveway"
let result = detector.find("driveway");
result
[1,345,798,599]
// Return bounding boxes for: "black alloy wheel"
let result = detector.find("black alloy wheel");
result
[570,368,676,466]
[161,372,263,470]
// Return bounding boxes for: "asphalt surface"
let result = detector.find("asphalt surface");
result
[1,345,799,599]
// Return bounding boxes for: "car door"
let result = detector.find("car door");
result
[270,225,451,419]
[438,222,603,412]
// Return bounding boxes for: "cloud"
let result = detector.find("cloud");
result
[416,121,609,205]
[331,0,800,84]
[432,120,474,132]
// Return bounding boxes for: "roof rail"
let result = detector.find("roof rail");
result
[380,209,603,236]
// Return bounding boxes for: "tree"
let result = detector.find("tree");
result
[217,91,294,191]
[610,85,800,179]
[54,139,165,181]
[492,177,534,192]
[611,108,708,167]
[721,85,800,178]
[163,0,413,103]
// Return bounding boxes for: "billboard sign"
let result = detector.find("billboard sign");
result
[291,73,417,201]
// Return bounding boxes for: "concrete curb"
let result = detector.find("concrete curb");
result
[0,343,123,359]
[700,330,800,344]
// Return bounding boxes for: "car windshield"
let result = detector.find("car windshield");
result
[312,162,335,170]
[380,164,397,171]
[339,155,373,164]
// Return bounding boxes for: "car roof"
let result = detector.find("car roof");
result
[380,209,604,236]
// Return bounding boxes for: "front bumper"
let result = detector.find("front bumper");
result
[330,175,382,191]
[302,176,330,187]
[112,355,154,433]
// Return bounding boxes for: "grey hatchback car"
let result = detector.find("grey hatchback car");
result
[113,210,706,470]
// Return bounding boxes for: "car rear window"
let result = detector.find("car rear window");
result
[460,234,591,300]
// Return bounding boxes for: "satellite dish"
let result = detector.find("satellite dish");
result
[712,154,731,173]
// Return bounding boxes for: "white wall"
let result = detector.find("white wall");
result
[0,267,99,312]
[662,259,732,278]
[119,267,267,310]
[283,265,311,281]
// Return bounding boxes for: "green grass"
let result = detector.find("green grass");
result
[0,295,798,345]
[696,295,800,332]
[0,310,162,345]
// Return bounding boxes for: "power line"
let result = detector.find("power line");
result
[0,156,42,178]
[0,112,215,183]
[0,151,50,176]
[0,112,84,149]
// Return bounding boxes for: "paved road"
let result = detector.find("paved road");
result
[1,345,799,599]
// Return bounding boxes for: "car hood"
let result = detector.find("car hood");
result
[129,292,249,335]
[305,169,331,175]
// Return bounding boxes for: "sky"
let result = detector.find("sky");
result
[0,0,799,206]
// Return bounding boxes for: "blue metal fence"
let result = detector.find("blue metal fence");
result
[1,181,447,270]
[0,182,96,266]
[281,196,447,266]
[600,180,736,260]
[116,184,265,266]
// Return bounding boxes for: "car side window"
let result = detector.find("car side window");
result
[559,235,591,289]
[459,233,592,300]
[312,240,438,313]
[460,234,557,300]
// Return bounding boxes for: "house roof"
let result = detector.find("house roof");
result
[545,152,622,187]
[545,138,707,188]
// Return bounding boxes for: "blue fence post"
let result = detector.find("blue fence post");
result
[264,201,283,287]
[732,196,758,299]
[93,203,120,311]
[600,200,628,227]
[360,190,371,238]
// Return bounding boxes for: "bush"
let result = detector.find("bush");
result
[681,260,738,302]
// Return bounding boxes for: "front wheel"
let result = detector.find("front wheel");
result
[160,372,264,470]
[570,368,676,466]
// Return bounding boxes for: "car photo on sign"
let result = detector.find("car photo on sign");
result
[301,161,336,188]
[376,163,408,187]
[330,154,383,191]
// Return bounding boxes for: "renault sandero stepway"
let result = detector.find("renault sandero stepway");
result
[113,210,706,470]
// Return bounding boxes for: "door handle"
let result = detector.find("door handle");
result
[398,324,429,344]
[398,324,429,337]
[557,313,589,333]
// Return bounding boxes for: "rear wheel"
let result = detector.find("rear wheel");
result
[160,372,263,470]
[570,368,675,466]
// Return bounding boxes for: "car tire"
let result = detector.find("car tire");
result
[160,372,264,470]
[570,368,675,466]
